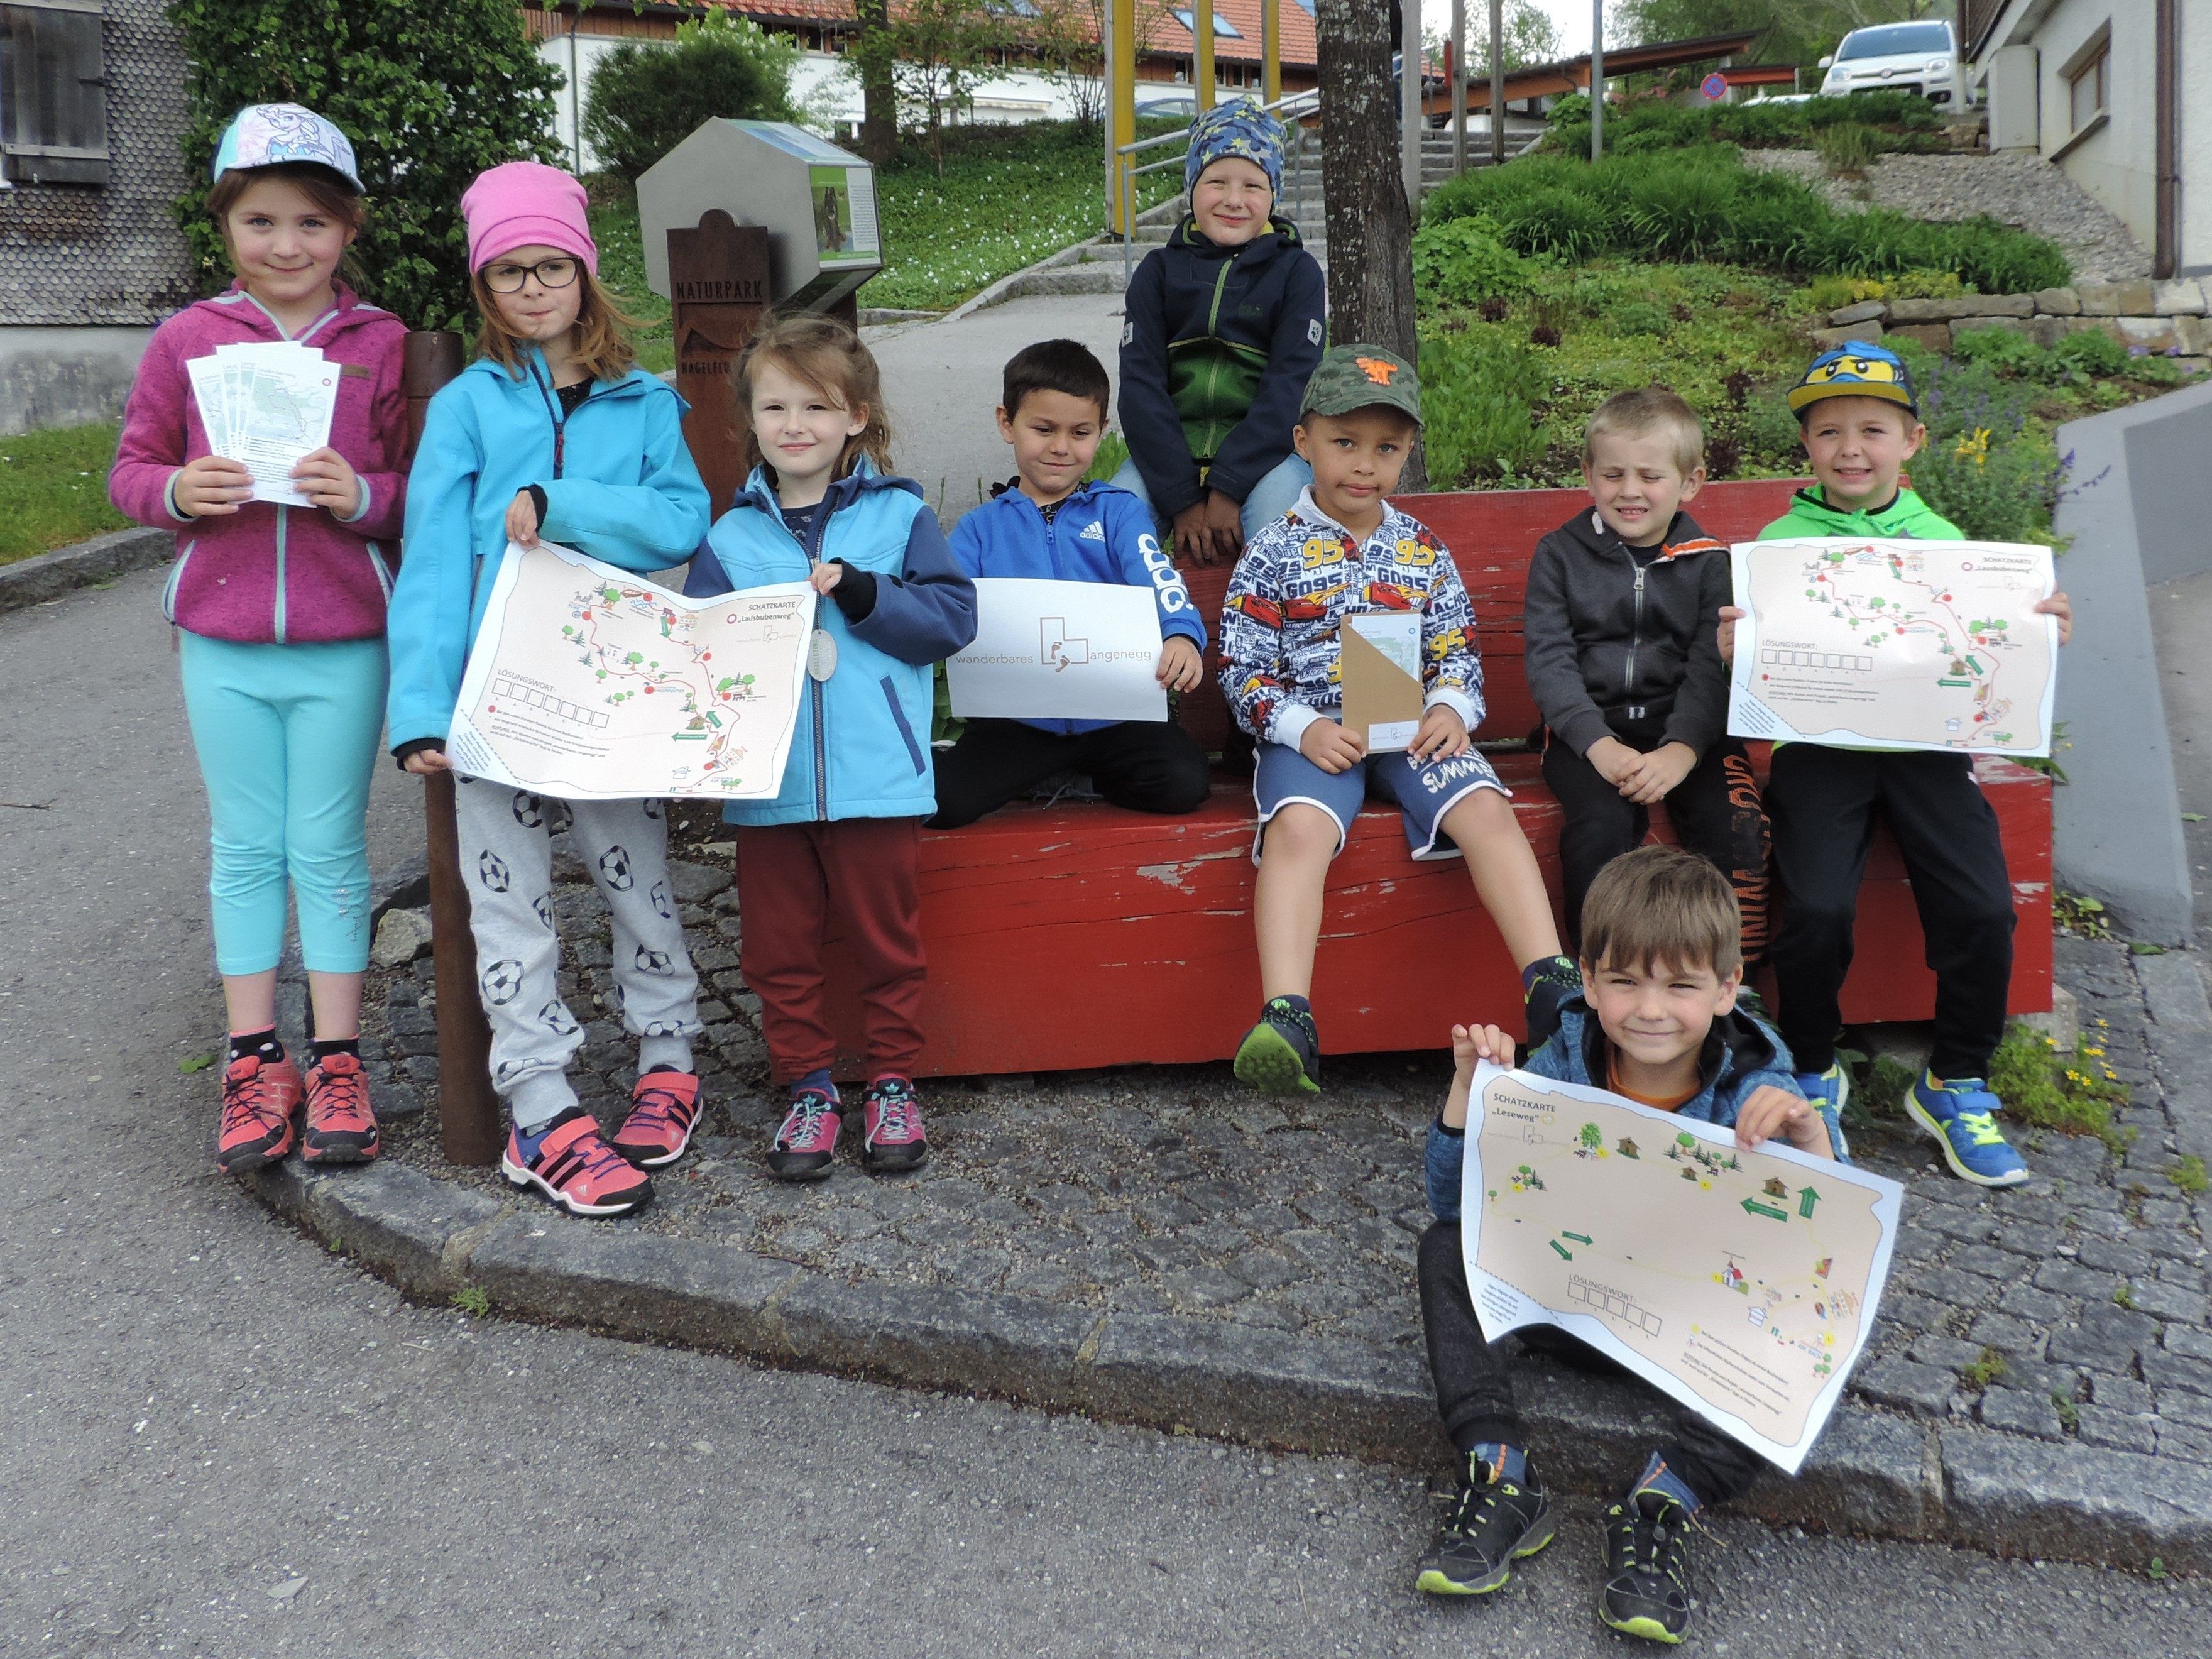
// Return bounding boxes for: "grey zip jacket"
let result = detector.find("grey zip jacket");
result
[1522,506,1733,757]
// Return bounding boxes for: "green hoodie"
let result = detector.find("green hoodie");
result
[1758,484,1962,542]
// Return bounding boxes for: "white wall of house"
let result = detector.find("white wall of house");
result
[2185,0,2211,272]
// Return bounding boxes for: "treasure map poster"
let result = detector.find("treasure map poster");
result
[1460,1065,1902,1472]
[448,542,814,802]
[1727,537,2057,757]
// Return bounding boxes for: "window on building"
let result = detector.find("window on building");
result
[0,0,107,185]
[1172,9,1243,40]
[2066,33,2108,134]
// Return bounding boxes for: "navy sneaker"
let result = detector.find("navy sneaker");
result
[1907,1071,2030,1187]
[1233,997,1320,1094]
[1599,1490,1695,1645]
[1522,955,1582,1049]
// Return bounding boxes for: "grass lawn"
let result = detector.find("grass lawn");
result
[588,119,1181,372]
[0,422,128,565]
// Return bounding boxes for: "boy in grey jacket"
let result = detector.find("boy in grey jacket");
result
[1523,388,1770,965]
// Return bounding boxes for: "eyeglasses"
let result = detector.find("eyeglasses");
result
[483,256,580,294]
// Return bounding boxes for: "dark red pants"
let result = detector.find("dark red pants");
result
[734,816,926,1080]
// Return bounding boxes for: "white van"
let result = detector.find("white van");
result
[1819,19,1967,109]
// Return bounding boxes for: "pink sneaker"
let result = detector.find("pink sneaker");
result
[610,1068,702,1167]
[767,1083,841,1182]
[216,1053,302,1173]
[301,1053,380,1165]
[501,1111,653,1217]
[861,1075,928,1174]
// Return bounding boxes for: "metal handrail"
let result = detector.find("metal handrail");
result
[1115,88,1322,285]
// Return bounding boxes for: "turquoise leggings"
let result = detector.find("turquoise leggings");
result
[178,632,388,976]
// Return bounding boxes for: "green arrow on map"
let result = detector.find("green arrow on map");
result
[1799,1186,1821,1218]
[1741,1196,1788,1222]
[1562,1231,1592,1245]
[1549,1240,1573,1260]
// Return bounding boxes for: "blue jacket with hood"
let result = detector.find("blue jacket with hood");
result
[1425,996,1845,1224]
[386,349,711,752]
[684,461,977,826]
[950,476,1207,737]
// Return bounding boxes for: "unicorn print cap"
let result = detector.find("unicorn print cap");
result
[1183,99,1284,195]
[212,104,361,190]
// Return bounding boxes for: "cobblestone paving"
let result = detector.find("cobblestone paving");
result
[365,851,2212,1467]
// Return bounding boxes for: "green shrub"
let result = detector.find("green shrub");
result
[2055,329,2130,377]
[1418,328,1557,488]
[168,0,562,332]
[1496,187,1613,260]
[583,9,799,180]
[1412,218,1536,308]
[1814,122,1880,178]
[1623,162,1736,260]
[1547,90,1942,158]
[1908,420,2061,544]
[1610,301,1672,336]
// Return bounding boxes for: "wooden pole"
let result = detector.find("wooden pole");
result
[1489,0,1504,167]
[1449,0,1465,175]
[1400,0,1421,210]
[1195,1,1214,111]
[399,331,501,1168]
[1589,0,1603,162]
[1262,0,1281,106]
[1110,0,1137,234]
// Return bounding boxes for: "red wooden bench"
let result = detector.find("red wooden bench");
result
[823,480,2053,1077]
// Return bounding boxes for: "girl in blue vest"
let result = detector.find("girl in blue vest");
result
[684,315,977,1180]
[386,162,712,1220]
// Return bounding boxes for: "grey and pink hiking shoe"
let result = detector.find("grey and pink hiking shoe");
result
[767,1080,841,1182]
[501,1109,653,1218]
[860,1075,928,1174]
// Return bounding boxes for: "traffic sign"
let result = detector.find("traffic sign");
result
[1701,72,1729,102]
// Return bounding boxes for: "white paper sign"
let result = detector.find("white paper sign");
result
[447,540,815,801]
[187,341,339,507]
[1459,1063,1901,1473]
[1727,537,2059,757]
[946,577,1168,722]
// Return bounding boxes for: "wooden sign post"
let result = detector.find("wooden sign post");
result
[670,209,772,517]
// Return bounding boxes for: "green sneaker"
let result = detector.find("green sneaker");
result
[1416,1453,1553,1596]
[1599,1490,1694,1644]
[1232,997,1321,1094]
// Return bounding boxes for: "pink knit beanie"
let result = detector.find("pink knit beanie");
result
[463,161,598,276]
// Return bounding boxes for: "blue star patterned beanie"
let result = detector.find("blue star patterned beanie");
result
[1183,100,1284,196]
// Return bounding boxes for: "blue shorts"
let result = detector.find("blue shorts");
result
[1252,737,1509,862]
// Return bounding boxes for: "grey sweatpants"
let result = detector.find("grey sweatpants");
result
[456,775,702,1134]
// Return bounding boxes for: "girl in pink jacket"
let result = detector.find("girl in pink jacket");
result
[110,104,408,1176]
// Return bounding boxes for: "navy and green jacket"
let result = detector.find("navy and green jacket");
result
[1118,214,1327,518]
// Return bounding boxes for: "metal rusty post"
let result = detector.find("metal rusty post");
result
[400,330,501,1167]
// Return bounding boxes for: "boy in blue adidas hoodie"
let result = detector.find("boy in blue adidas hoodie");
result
[683,316,975,1182]
[931,339,1213,828]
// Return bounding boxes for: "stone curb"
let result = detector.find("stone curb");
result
[0,526,172,616]
[246,1156,2211,1572]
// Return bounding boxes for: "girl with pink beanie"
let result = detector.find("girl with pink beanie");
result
[385,160,713,1220]
[110,103,408,1177]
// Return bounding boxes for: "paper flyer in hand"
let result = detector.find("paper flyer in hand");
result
[447,541,814,802]
[1340,611,1425,751]
[1459,1064,1901,1472]
[1727,537,2058,757]
[185,341,340,507]
[946,577,1168,722]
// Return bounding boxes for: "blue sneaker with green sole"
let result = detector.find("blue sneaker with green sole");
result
[1234,997,1321,1095]
[1907,1071,2030,1187]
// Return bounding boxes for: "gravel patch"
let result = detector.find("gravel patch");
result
[1743,149,2151,282]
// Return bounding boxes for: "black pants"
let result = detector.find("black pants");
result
[1766,746,2014,1078]
[928,717,1213,830]
[1543,731,1771,962]
[1418,1222,1766,1509]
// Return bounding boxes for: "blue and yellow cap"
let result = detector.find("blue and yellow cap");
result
[1788,341,1917,419]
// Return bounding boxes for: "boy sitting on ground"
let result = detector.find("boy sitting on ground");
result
[1416,845,1838,1644]
[1721,342,2072,1188]
[1113,100,1326,564]
[1525,387,1771,967]
[930,339,1213,828]
[1218,346,1579,1093]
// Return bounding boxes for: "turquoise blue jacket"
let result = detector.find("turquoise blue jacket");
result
[385,351,711,751]
[684,461,977,825]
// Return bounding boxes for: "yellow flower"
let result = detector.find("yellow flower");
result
[1954,426,1991,468]
[2084,1046,2105,1056]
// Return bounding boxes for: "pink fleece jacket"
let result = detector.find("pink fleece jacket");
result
[110,282,410,644]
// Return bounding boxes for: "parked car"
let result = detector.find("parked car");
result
[1819,19,1967,109]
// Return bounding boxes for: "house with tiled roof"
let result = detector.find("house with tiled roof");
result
[522,0,1318,170]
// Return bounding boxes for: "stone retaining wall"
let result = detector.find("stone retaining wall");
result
[1814,280,2212,371]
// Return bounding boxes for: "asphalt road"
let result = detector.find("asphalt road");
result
[1,569,2201,1657]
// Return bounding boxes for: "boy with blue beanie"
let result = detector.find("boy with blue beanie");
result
[1113,101,1326,565]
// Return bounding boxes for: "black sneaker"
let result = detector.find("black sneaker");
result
[1232,997,1320,1094]
[1599,1491,1695,1645]
[1415,1454,1553,1596]
[1522,955,1582,1049]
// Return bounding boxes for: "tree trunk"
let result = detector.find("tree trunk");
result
[856,0,899,162]
[1314,0,1426,488]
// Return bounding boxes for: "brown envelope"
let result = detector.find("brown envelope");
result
[1340,612,1425,750]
